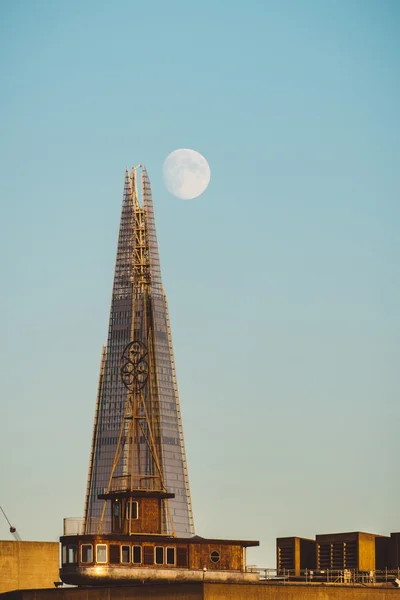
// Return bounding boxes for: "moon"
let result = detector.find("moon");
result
[162,149,211,200]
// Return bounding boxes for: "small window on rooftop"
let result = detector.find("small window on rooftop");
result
[133,546,142,564]
[68,545,77,564]
[166,547,175,565]
[155,546,164,565]
[81,544,93,564]
[125,500,138,520]
[121,545,130,564]
[96,544,107,564]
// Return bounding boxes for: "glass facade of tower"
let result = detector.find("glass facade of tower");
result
[83,167,194,537]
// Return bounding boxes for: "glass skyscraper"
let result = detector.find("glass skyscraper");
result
[83,166,194,537]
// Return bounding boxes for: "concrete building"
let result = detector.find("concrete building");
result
[276,531,400,574]
[277,537,316,576]
[388,533,400,569]
[0,541,59,594]
[316,532,382,571]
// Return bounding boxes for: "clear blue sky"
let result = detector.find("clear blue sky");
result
[0,0,399,567]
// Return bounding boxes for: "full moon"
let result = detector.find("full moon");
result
[162,149,211,200]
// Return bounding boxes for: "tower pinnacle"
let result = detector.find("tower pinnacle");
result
[83,166,194,536]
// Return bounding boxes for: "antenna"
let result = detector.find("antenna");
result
[0,504,22,541]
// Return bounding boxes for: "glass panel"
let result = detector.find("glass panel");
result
[68,545,77,564]
[126,500,138,520]
[155,546,164,565]
[133,546,142,564]
[81,544,93,563]
[62,545,67,565]
[112,500,122,533]
[166,547,175,565]
[96,544,107,564]
[121,545,130,563]
[210,550,220,563]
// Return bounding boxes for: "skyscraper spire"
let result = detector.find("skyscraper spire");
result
[142,166,162,293]
[83,166,194,536]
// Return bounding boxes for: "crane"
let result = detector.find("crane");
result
[0,504,21,541]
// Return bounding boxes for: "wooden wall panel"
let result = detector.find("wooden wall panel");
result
[189,544,242,571]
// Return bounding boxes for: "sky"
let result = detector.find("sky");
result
[0,0,399,568]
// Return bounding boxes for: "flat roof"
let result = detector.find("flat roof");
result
[60,533,259,547]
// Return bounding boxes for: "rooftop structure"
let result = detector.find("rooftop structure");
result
[276,531,400,581]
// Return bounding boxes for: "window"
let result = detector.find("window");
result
[125,500,138,520]
[110,544,120,564]
[210,550,220,563]
[96,544,107,564]
[133,546,142,564]
[177,547,188,567]
[155,547,164,565]
[112,500,122,532]
[121,545,130,564]
[144,546,154,565]
[81,544,93,563]
[62,545,67,565]
[166,547,175,565]
[68,545,77,564]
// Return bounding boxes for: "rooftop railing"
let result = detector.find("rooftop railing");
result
[247,567,400,585]
[109,475,163,493]
[63,518,84,536]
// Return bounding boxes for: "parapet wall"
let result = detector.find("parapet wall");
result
[2,582,400,600]
[0,541,59,594]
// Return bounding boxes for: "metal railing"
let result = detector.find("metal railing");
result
[63,518,84,535]
[246,567,400,585]
[109,475,163,493]
[63,517,107,535]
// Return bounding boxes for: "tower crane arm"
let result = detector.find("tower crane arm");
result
[0,504,22,541]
